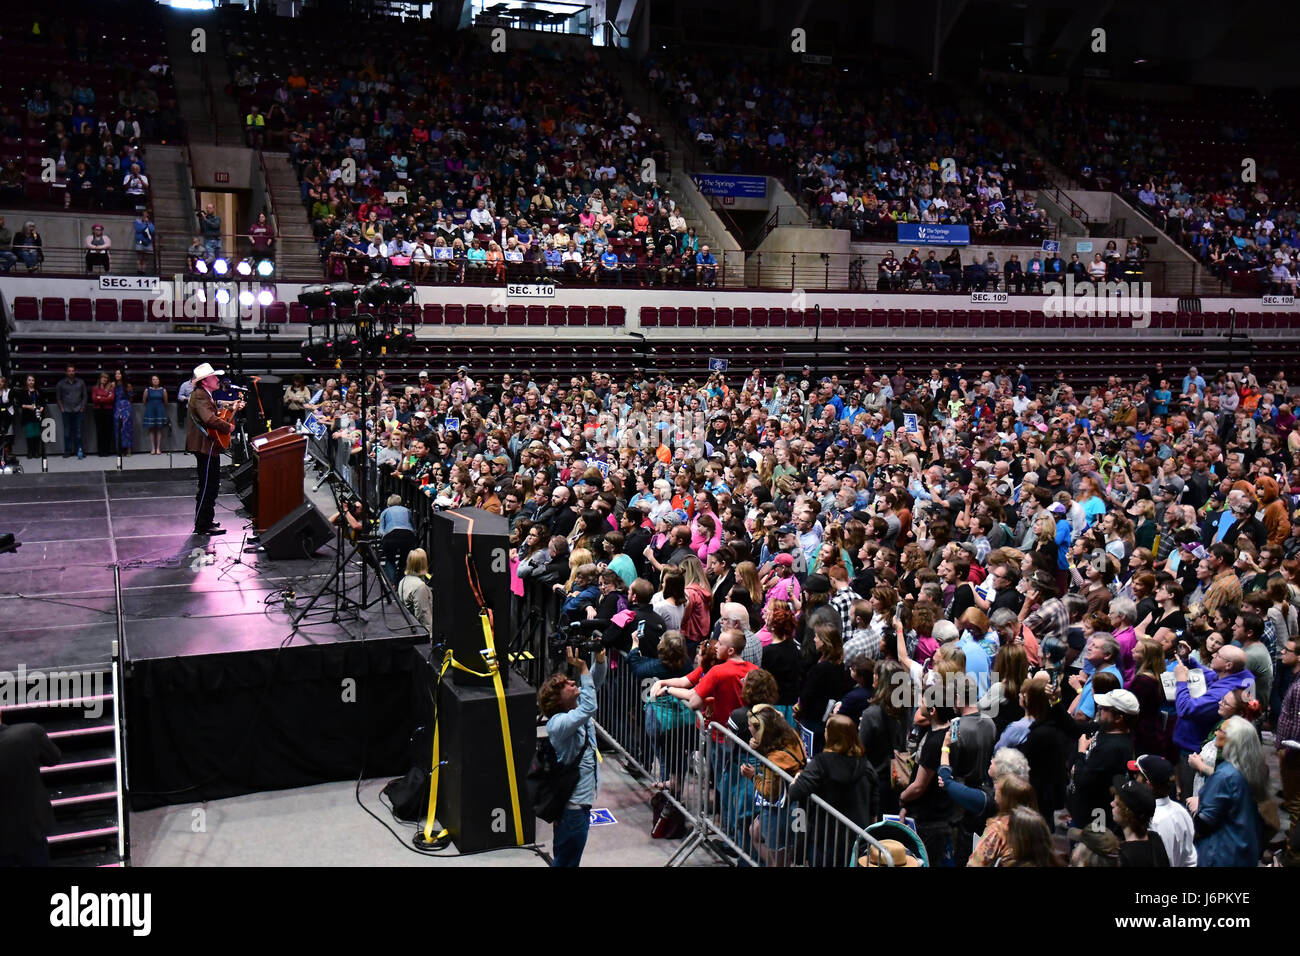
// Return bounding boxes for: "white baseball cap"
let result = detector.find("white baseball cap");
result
[193,362,225,380]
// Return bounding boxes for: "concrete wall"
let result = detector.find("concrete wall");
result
[1062,190,1114,224]
[189,145,255,192]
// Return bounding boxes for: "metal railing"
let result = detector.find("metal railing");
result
[1036,184,1090,228]
[585,649,894,867]
[1,242,159,278]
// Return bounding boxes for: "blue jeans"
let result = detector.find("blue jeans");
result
[204,238,222,260]
[552,806,591,867]
[62,411,83,454]
[0,251,15,271]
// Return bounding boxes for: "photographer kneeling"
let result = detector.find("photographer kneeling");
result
[538,648,608,867]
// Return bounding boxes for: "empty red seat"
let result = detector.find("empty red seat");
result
[547,306,566,326]
[421,303,443,324]
[12,296,38,321]
[640,307,659,328]
[41,298,66,320]
[526,306,545,326]
[587,306,606,327]
[506,305,525,326]
[68,298,92,321]
[733,308,750,327]
[566,306,587,326]
[444,304,465,325]
[466,304,486,325]
[93,299,119,322]
[678,307,696,328]
[751,308,769,327]
[659,307,678,328]
[608,306,625,327]
[264,302,288,324]
[120,299,144,322]
[289,303,309,324]
[768,308,786,328]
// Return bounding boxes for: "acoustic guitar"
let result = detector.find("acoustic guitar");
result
[201,400,244,450]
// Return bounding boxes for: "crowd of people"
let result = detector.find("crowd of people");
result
[0,365,173,461]
[866,238,1147,293]
[0,13,179,212]
[330,350,1300,867]
[216,21,726,286]
[987,82,1297,293]
[647,52,1049,242]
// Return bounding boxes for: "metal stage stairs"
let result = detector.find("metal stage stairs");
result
[1,649,129,867]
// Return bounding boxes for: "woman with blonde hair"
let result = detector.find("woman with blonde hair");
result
[969,774,1039,867]
[678,554,713,646]
[734,560,764,608]
[397,548,433,636]
[739,703,807,866]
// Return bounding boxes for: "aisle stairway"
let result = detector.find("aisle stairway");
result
[0,663,128,867]
[260,151,321,280]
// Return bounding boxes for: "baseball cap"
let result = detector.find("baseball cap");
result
[774,553,795,567]
[1049,502,1067,515]
[777,523,797,535]
[1094,689,1139,716]
[1110,776,1157,821]
[1128,755,1174,788]
[418,370,429,378]
[803,573,831,595]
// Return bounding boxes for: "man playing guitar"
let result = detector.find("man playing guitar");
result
[185,362,244,536]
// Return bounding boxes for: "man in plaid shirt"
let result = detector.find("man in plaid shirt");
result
[827,566,859,636]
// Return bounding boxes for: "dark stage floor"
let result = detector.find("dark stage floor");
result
[0,469,422,672]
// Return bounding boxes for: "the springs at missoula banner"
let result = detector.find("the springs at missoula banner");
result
[692,174,768,198]
[897,223,971,246]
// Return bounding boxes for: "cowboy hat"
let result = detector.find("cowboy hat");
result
[193,362,225,380]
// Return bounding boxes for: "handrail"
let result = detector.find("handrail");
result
[111,564,130,866]
[256,149,280,265]
[1038,184,1090,227]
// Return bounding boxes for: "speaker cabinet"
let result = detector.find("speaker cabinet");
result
[260,501,332,560]
[429,508,510,687]
[435,677,536,852]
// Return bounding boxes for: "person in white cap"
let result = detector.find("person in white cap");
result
[185,362,243,536]
[1067,688,1137,832]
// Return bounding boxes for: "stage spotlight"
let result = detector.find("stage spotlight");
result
[297,284,332,308]
[256,259,275,278]
[212,258,230,276]
[388,280,415,304]
[238,290,255,307]
[194,288,207,303]
[215,288,232,306]
[330,282,362,307]
[299,338,334,365]
[361,277,391,306]
[235,259,254,277]
[333,330,360,358]
[193,259,209,275]
[257,289,274,307]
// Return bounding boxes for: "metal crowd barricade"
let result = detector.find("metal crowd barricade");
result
[666,720,894,868]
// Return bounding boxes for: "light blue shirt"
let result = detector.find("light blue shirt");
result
[546,659,608,806]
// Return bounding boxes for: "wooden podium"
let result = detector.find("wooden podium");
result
[248,427,306,531]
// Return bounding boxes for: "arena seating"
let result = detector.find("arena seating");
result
[646,50,1049,242]
[0,3,178,210]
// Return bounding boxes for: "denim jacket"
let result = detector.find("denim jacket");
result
[546,658,608,807]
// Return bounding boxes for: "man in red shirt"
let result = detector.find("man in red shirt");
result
[650,630,756,726]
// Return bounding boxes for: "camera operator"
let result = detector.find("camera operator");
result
[538,647,608,867]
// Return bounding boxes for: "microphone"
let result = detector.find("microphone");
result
[226,384,249,392]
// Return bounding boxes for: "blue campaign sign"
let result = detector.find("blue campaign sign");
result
[302,413,327,440]
[708,358,729,372]
[443,417,460,433]
[896,223,970,246]
[589,808,617,826]
[692,174,767,198]
[1041,239,1061,253]
[596,460,610,478]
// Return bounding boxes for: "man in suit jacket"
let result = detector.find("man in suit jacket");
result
[185,362,242,536]
[0,717,61,865]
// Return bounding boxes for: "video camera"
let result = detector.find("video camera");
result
[549,617,604,658]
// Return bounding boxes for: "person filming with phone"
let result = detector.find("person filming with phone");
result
[537,646,607,867]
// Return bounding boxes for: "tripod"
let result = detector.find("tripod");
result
[293,469,397,632]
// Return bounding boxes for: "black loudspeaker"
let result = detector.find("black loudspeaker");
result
[260,501,332,559]
[429,508,511,687]
[436,677,536,852]
[245,375,283,438]
[232,458,257,493]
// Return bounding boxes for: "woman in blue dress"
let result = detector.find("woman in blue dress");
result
[143,374,168,454]
[112,369,134,455]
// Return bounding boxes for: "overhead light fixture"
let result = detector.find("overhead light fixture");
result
[235,259,254,277]
[257,289,274,306]
[212,258,229,276]
[214,288,231,305]
[193,259,209,275]
[238,290,255,307]
[256,259,275,278]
